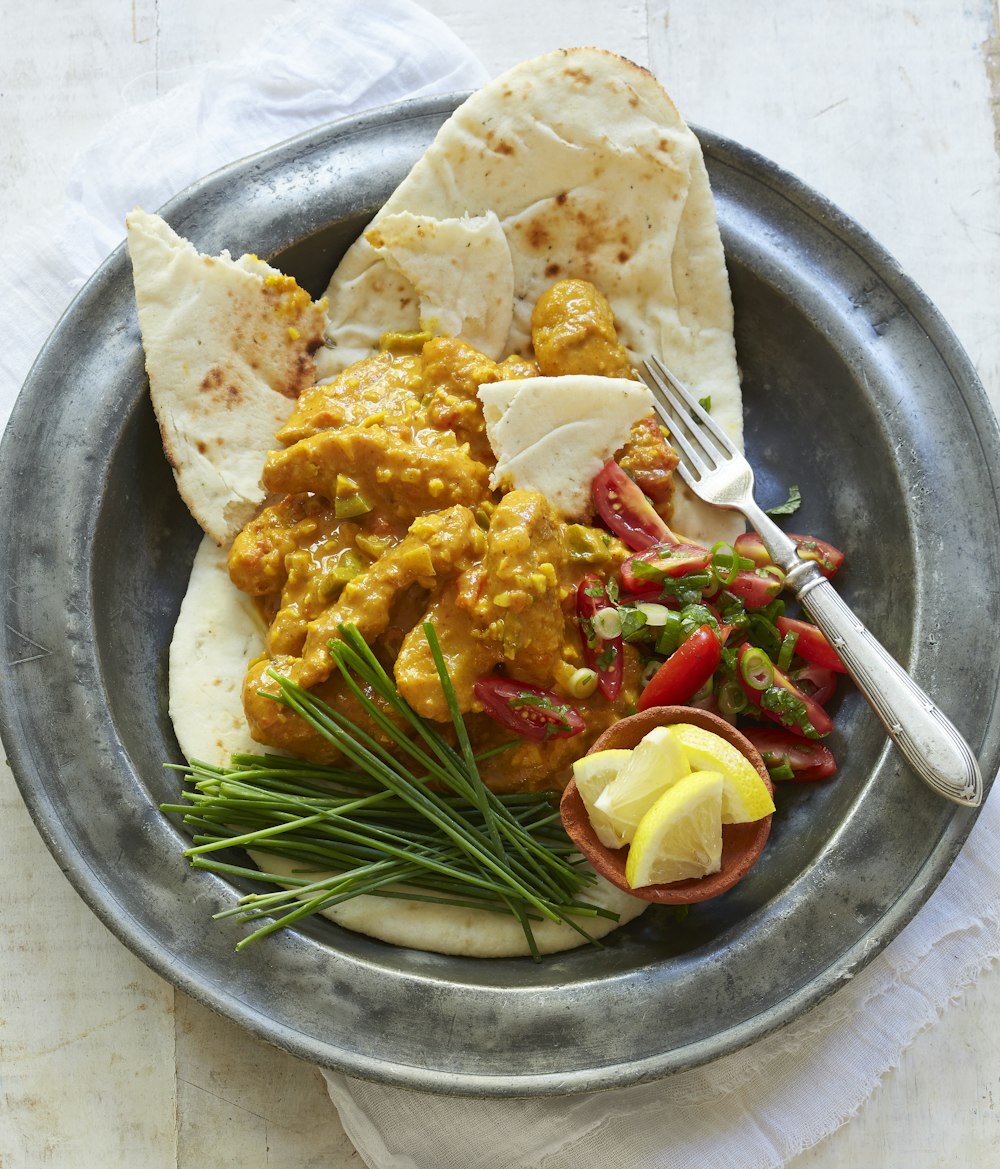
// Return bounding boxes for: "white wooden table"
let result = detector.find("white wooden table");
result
[2,1,998,1165]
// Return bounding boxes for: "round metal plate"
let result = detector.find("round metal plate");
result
[1,94,998,1096]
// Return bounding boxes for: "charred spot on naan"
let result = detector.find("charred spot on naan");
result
[198,365,245,407]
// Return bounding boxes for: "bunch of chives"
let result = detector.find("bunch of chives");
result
[163,623,614,957]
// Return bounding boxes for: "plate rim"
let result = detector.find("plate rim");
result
[1,92,997,1096]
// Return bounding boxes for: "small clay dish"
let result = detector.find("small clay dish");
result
[560,705,774,904]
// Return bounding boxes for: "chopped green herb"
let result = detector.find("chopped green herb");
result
[162,623,614,957]
[766,485,802,516]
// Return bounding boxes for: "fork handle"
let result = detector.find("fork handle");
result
[743,503,983,808]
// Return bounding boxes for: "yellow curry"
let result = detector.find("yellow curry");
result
[227,278,679,792]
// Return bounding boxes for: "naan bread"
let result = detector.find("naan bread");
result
[478,375,654,517]
[126,209,327,545]
[365,211,514,358]
[318,47,744,545]
[170,536,649,957]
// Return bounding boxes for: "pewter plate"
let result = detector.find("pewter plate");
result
[1,95,998,1096]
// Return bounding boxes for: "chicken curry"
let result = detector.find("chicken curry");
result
[227,278,679,791]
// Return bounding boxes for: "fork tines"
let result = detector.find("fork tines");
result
[641,356,736,486]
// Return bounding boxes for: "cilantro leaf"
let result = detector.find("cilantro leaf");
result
[766,485,802,516]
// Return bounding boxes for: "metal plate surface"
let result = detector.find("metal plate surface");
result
[1,94,998,1096]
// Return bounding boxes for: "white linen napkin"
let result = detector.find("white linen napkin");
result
[1,3,997,1167]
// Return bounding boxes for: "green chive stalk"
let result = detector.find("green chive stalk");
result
[163,622,613,956]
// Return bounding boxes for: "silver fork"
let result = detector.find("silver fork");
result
[642,355,983,808]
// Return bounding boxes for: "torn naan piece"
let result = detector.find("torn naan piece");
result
[478,375,654,518]
[126,209,328,545]
[365,211,514,359]
[318,47,744,544]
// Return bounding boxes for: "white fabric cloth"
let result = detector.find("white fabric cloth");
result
[1,3,997,1167]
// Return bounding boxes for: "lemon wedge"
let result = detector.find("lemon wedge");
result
[571,749,634,849]
[667,723,775,824]
[593,726,691,844]
[625,770,724,887]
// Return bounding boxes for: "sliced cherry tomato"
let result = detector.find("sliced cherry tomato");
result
[736,643,833,739]
[576,575,623,701]
[793,535,845,577]
[791,663,837,707]
[743,728,837,782]
[592,460,676,551]
[474,676,586,741]
[733,531,775,569]
[776,615,847,673]
[722,568,784,609]
[734,531,845,578]
[620,542,712,591]
[637,624,722,711]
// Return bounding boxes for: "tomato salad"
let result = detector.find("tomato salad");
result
[475,457,846,786]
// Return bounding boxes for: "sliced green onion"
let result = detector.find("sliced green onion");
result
[566,667,599,699]
[717,679,749,716]
[709,541,740,588]
[761,564,786,589]
[740,647,774,691]
[635,602,671,627]
[640,658,663,687]
[777,631,799,673]
[768,759,796,781]
[591,606,622,640]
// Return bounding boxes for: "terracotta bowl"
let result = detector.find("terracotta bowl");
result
[560,705,774,904]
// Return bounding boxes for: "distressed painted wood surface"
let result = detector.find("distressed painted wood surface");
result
[1,1,998,1165]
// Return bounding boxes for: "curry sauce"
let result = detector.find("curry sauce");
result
[227,279,679,791]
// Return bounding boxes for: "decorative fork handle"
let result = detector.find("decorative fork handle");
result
[742,500,983,808]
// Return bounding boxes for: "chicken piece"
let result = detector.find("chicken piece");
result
[265,524,374,658]
[496,353,540,380]
[262,425,491,526]
[530,278,635,379]
[228,493,337,597]
[292,505,487,688]
[243,656,405,764]
[483,490,568,687]
[419,336,500,465]
[394,566,503,721]
[616,414,680,515]
[276,352,423,445]
[228,494,383,657]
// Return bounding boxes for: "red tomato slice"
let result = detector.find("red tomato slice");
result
[733,531,771,568]
[620,543,712,591]
[592,460,675,551]
[637,624,722,711]
[474,677,586,741]
[777,616,848,673]
[576,575,623,701]
[734,531,844,578]
[723,568,784,609]
[742,728,837,781]
[791,663,838,707]
[793,535,845,577]
[736,643,833,739]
